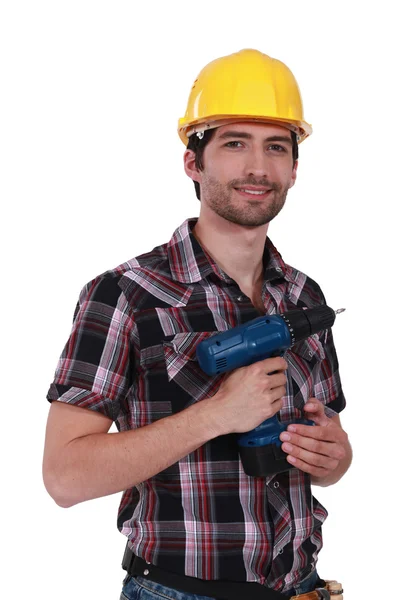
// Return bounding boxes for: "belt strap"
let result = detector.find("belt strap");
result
[122,544,288,600]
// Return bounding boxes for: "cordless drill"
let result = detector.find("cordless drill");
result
[196,305,344,477]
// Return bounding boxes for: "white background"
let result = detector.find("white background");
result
[1,1,398,598]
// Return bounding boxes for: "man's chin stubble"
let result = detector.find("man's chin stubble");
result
[208,196,287,227]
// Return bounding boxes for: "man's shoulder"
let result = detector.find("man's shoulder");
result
[111,240,169,277]
[78,240,170,305]
[285,261,327,305]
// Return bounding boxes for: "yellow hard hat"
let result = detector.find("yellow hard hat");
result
[178,49,312,145]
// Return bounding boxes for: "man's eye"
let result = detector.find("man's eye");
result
[225,141,243,148]
[268,144,287,152]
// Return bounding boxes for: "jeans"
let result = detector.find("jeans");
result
[120,568,320,599]
[285,569,319,596]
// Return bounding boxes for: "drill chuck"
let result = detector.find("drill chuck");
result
[280,305,336,346]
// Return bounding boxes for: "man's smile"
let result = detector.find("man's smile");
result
[233,186,272,198]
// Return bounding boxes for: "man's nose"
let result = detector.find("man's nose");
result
[245,148,269,178]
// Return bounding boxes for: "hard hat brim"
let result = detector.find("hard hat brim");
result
[178,115,312,146]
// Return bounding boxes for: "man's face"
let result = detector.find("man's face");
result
[190,122,298,227]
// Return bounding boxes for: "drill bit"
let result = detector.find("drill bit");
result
[335,308,346,314]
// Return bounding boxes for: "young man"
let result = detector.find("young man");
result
[43,49,351,599]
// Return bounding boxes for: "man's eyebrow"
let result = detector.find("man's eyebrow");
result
[264,135,293,145]
[218,131,293,145]
[218,131,253,140]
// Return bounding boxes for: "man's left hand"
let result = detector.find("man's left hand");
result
[279,398,349,479]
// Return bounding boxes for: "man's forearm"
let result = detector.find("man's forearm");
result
[48,399,220,508]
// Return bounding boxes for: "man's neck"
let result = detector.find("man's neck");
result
[192,210,269,291]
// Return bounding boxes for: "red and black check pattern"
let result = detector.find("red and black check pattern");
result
[47,218,345,594]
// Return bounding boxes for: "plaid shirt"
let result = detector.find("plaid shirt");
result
[47,217,345,593]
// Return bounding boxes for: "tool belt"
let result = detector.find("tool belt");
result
[122,543,343,600]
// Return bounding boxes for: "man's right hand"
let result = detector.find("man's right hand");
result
[208,357,288,435]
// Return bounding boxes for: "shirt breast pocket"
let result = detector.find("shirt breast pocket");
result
[162,331,224,406]
[138,331,223,417]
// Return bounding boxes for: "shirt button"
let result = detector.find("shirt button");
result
[273,481,280,489]
[237,295,246,302]
[144,569,149,576]
[278,548,284,555]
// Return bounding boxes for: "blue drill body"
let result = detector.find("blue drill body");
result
[196,314,305,450]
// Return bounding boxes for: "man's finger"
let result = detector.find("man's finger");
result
[286,454,332,477]
[280,433,345,461]
[303,399,330,426]
[286,423,337,441]
[284,444,340,470]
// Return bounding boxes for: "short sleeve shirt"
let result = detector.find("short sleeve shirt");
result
[47,218,346,593]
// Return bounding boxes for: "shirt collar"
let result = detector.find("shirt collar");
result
[167,218,297,286]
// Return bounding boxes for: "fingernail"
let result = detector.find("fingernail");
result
[287,425,297,432]
[280,433,291,441]
[282,443,293,452]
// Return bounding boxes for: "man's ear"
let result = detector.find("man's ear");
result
[289,159,298,189]
[184,149,201,183]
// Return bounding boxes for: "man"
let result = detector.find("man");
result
[43,49,351,599]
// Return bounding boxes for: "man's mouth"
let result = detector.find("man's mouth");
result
[233,187,272,197]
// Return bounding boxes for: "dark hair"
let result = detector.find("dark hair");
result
[187,128,299,200]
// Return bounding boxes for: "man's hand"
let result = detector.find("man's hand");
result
[279,398,352,486]
[212,357,288,435]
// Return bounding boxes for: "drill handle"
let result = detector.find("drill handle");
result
[238,415,285,448]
